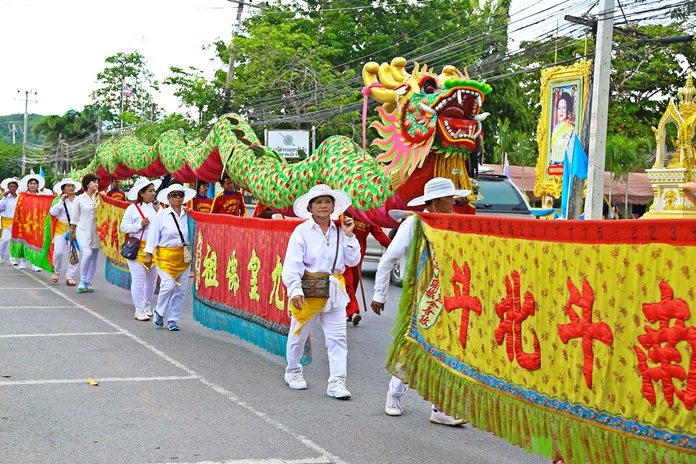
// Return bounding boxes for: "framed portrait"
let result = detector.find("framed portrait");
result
[534,61,592,198]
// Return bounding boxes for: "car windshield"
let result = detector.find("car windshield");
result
[474,179,521,206]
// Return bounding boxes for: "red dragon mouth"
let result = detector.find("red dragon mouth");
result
[433,88,483,144]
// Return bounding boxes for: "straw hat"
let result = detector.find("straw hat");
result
[52,178,81,195]
[126,177,163,201]
[0,177,20,190]
[293,184,352,220]
[20,173,45,192]
[406,178,472,207]
[156,184,196,206]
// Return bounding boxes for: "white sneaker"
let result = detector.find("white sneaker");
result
[284,371,307,390]
[9,258,18,266]
[32,265,41,272]
[430,408,466,426]
[144,306,153,317]
[385,390,405,416]
[327,379,351,399]
[134,310,150,321]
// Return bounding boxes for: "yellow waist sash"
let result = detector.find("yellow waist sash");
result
[1,217,12,231]
[291,273,345,334]
[153,246,189,284]
[135,241,152,270]
[54,220,69,236]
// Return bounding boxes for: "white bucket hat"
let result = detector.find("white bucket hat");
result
[126,177,163,201]
[1,177,20,190]
[406,177,472,207]
[52,178,82,195]
[293,184,352,220]
[20,173,45,192]
[157,184,196,206]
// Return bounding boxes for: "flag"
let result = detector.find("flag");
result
[560,132,588,219]
[39,166,45,177]
[122,84,135,98]
[503,153,511,178]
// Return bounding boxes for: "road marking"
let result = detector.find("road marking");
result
[0,305,79,309]
[17,272,348,464]
[156,458,335,464]
[0,331,122,338]
[0,287,49,290]
[0,375,200,386]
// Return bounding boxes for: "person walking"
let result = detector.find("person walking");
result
[0,177,20,265]
[144,184,196,331]
[48,178,82,285]
[120,177,162,321]
[282,184,361,399]
[210,174,245,216]
[18,174,52,271]
[69,174,101,293]
[371,177,470,426]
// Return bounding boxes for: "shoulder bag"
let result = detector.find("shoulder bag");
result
[301,227,340,299]
[120,204,146,260]
[63,200,80,265]
[170,212,191,264]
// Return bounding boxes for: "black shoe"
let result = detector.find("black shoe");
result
[352,314,362,326]
[347,315,353,322]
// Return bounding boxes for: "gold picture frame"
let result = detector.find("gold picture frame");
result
[534,61,592,198]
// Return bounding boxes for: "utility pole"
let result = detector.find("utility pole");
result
[584,0,614,219]
[10,123,18,145]
[17,89,37,176]
[221,0,248,115]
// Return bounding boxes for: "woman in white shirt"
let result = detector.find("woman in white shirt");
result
[18,174,52,271]
[120,177,162,321]
[0,177,20,265]
[144,184,196,331]
[281,184,360,399]
[69,174,101,293]
[49,178,81,285]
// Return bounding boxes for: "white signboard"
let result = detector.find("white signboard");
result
[267,130,310,159]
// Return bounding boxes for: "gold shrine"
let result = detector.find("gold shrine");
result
[644,71,696,218]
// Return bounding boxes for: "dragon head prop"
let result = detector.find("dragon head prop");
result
[363,57,492,186]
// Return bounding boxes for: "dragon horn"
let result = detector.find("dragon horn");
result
[363,61,398,111]
[378,57,408,88]
[442,65,464,80]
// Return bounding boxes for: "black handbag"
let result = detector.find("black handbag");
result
[121,204,146,260]
[120,236,141,260]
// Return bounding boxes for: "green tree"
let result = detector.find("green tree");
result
[90,51,158,130]
[163,67,223,127]
[0,144,22,180]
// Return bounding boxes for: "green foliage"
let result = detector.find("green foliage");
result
[0,144,22,179]
[89,51,159,130]
[133,114,200,145]
[491,118,538,166]
[0,114,44,145]
[163,67,224,126]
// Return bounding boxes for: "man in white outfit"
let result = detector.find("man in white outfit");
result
[371,177,470,426]
[0,177,20,265]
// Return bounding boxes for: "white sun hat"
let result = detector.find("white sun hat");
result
[157,184,196,206]
[52,178,82,195]
[126,177,163,201]
[1,177,20,190]
[293,184,352,220]
[406,177,472,207]
[20,173,45,192]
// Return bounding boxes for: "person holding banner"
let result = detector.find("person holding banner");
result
[0,177,20,265]
[211,174,245,216]
[49,178,82,285]
[371,177,469,426]
[120,177,162,321]
[144,184,196,332]
[19,174,52,271]
[193,181,213,213]
[69,174,102,293]
[282,184,360,399]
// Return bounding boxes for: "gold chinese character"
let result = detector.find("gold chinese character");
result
[247,249,261,302]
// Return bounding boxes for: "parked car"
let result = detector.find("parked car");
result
[363,174,532,286]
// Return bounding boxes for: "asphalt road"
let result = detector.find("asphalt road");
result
[0,256,551,464]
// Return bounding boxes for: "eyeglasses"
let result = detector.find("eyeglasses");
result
[168,191,185,198]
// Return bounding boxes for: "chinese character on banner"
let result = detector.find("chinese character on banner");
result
[634,281,696,410]
[247,249,261,302]
[558,278,613,388]
[202,244,219,288]
[495,270,541,370]
[443,260,482,349]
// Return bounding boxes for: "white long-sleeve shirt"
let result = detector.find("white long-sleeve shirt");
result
[144,207,189,253]
[49,197,75,222]
[371,212,421,304]
[120,202,158,238]
[0,194,18,218]
[282,217,361,299]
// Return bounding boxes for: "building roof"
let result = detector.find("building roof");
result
[481,164,654,205]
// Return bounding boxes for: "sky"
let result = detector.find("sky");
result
[0,0,567,118]
[0,0,236,117]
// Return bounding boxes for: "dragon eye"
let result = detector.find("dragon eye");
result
[419,77,438,95]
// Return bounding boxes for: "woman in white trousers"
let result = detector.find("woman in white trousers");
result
[49,178,81,285]
[120,177,162,321]
[69,174,101,293]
